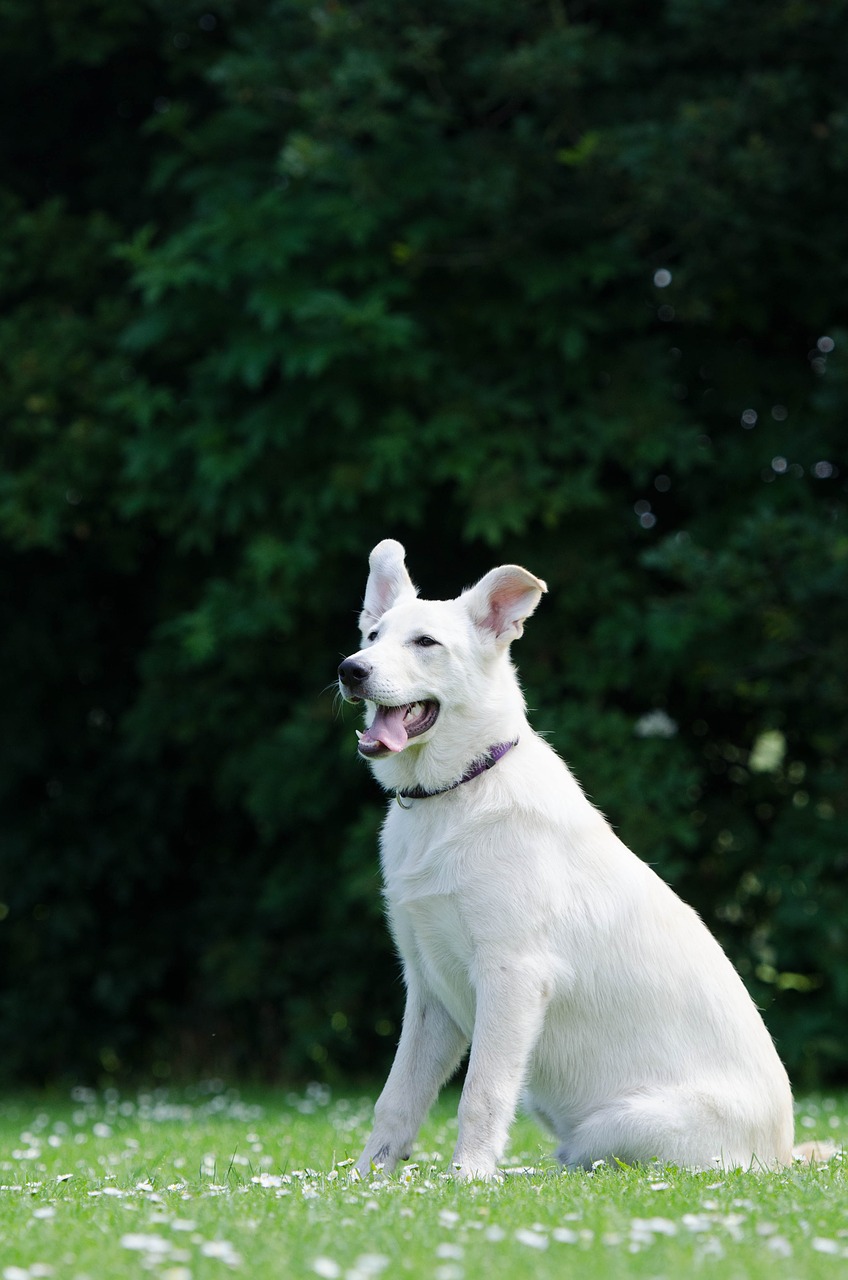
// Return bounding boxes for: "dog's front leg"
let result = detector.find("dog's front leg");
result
[451,961,550,1180]
[356,979,468,1178]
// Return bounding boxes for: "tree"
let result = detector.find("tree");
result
[1,0,847,1084]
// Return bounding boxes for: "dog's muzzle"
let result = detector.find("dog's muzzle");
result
[338,656,370,702]
[338,656,439,756]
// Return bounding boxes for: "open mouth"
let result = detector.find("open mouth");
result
[357,700,440,758]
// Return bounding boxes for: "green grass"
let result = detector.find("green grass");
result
[0,1083,846,1279]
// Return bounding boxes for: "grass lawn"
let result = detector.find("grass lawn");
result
[0,1082,846,1279]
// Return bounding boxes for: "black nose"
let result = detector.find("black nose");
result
[338,656,371,688]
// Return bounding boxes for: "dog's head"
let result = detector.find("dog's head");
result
[338,539,547,762]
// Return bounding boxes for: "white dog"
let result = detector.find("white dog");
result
[337,539,795,1178]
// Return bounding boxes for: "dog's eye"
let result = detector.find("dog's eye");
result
[415,635,439,648]
[367,630,378,642]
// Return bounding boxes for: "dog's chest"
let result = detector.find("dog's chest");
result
[393,893,477,1036]
[380,801,473,901]
[380,805,479,1030]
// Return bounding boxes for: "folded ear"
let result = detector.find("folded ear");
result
[360,539,418,632]
[463,564,547,645]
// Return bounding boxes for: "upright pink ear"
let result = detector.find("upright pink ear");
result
[360,539,418,632]
[463,564,547,645]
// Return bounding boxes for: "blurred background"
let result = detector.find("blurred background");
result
[1,0,846,1090]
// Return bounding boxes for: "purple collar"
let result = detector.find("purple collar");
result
[395,739,519,808]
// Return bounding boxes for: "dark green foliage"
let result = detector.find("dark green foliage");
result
[1,0,847,1086]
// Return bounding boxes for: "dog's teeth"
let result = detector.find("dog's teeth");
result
[355,730,362,740]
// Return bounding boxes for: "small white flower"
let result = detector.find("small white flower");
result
[812,1238,841,1255]
[515,1228,548,1250]
[350,1256,389,1276]
[120,1234,171,1255]
[768,1236,793,1258]
[720,1213,747,1242]
[552,1228,579,1244]
[682,1213,713,1232]
[311,1260,341,1280]
[200,1240,242,1266]
[633,1216,677,1236]
[435,1244,463,1260]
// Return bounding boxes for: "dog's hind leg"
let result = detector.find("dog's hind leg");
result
[555,1093,696,1171]
[556,1088,786,1172]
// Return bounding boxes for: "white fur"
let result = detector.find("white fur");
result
[339,539,794,1179]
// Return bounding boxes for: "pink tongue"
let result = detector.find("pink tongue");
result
[361,705,409,753]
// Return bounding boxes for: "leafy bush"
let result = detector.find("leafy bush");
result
[1,0,847,1085]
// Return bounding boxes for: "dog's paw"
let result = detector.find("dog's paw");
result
[450,1158,502,1183]
[354,1150,391,1180]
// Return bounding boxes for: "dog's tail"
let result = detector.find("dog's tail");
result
[792,1139,840,1164]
